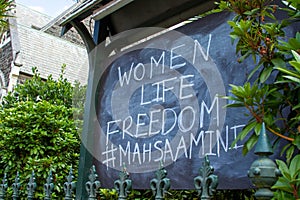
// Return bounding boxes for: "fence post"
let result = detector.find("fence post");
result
[0,173,8,200]
[44,170,54,200]
[12,172,20,200]
[64,167,76,200]
[85,165,100,200]
[27,171,36,200]
[248,123,281,200]
[150,162,170,200]
[194,155,218,200]
[114,165,132,200]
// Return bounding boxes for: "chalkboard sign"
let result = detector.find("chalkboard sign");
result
[81,12,285,189]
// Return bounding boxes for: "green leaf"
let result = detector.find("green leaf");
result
[292,135,300,149]
[229,84,246,98]
[228,20,237,28]
[244,8,260,16]
[275,66,300,79]
[291,50,300,62]
[226,103,246,108]
[280,143,291,156]
[272,177,294,193]
[259,67,273,83]
[242,134,258,155]
[290,154,300,179]
[240,121,257,140]
[282,75,300,83]
[238,51,251,63]
[276,159,291,180]
[254,123,262,136]
[288,38,300,50]
[289,60,300,72]
[264,10,276,20]
[286,145,295,164]
[272,58,286,68]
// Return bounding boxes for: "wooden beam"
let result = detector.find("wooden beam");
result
[92,0,134,21]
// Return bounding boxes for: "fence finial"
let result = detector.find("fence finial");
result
[12,172,20,200]
[194,155,218,200]
[44,170,54,200]
[248,122,281,200]
[0,173,8,200]
[85,165,101,200]
[150,162,170,200]
[64,167,76,200]
[114,164,132,200]
[27,171,37,200]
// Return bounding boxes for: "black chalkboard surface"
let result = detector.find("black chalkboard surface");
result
[83,11,290,189]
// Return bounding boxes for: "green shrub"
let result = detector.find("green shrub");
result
[0,66,84,198]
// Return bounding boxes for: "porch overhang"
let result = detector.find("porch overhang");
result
[60,0,217,51]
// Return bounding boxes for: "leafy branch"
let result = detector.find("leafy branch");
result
[213,0,299,198]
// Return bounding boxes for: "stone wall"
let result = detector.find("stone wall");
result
[45,26,86,46]
[42,16,93,47]
[0,38,13,87]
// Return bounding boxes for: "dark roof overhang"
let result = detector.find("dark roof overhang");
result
[60,0,216,52]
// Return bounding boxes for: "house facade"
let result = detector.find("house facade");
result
[0,3,89,100]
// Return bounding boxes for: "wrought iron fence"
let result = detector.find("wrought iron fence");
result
[0,156,218,200]
[0,123,281,200]
[0,125,280,200]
